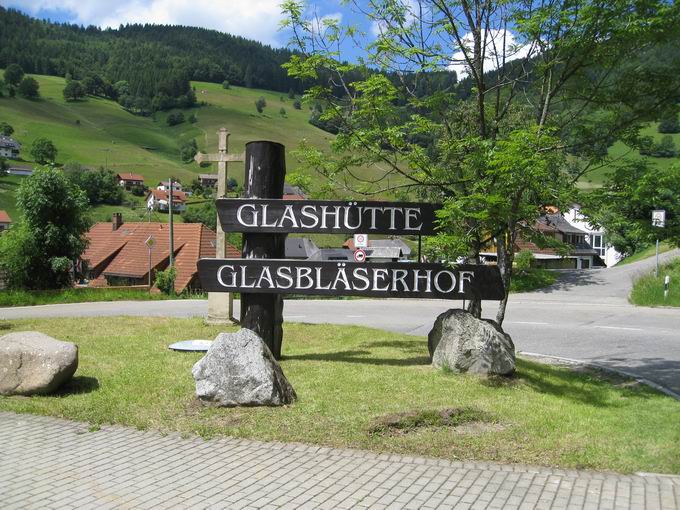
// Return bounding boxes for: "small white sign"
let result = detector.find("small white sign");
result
[353,248,366,263]
[652,210,666,228]
[354,233,368,248]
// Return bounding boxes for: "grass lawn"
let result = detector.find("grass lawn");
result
[630,256,680,307]
[0,288,204,307]
[617,242,673,266]
[0,317,678,474]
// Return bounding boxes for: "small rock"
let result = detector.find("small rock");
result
[0,331,79,395]
[428,309,515,376]
[192,328,296,407]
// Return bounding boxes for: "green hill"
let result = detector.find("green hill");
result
[0,72,339,221]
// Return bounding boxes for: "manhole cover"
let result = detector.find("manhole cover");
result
[168,340,213,352]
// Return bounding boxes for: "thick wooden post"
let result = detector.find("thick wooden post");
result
[240,141,286,359]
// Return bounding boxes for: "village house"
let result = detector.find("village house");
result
[0,136,21,159]
[198,174,218,187]
[116,172,145,190]
[343,238,412,262]
[157,180,183,192]
[0,210,12,232]
[563,205,622,267]
[285,237,320,259]
[283,183,306,201]
[516,213,600,269]
[146,189,188,212]
[81,214,240,293]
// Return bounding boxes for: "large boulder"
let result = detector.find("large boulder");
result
[0,331,79,395]
[428,309,515,376]
[192,328,296,407]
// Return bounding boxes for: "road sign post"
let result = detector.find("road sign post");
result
[652,210,666,278]
[145,235,155,289]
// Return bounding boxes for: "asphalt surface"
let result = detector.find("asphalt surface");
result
[2,250,679,395]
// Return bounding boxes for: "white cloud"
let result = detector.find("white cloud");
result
[448,29,534,79]
[5,0,287,46]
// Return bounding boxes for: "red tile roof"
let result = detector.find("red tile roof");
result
[0,210,11,223]
[147,189,188,203]
[117,172,145,182]
[82,222,240,293]
[283,194,305,200]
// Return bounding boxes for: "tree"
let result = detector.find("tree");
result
[581,162,680,255]
[179,139,198,162]
[282,0,680,325]
[166,112,185,126]
[280,107,287,117]
[30,138,57,164]
[288,88,296,99]
[64,162,124,206]
[0,157,8,176]
[658,113,680,134]
[4,64,24,87]
[222,80,230,89]
[17,76,39,99]
[293,99,302,110]
[0,167,90,289]
[63,80,86,101]
[0,122,13,136]
[255,96,267,114]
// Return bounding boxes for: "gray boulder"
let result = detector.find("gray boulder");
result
[0,331,79,395]
[192,328,296,407]
[428,309,515,376]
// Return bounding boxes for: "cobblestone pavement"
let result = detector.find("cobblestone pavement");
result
[1,412,678,510]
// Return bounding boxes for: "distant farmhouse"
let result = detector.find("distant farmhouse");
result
[564,205,622,267]
[146,189,188,212]
[0,136,21,159]
[116,172,145,190]
[199,174,218,187]
[0,210,12,232]
[157,180,182,192]
[516,213,600,269]
[81,215,239,293]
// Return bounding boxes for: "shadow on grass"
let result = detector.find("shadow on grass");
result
[53,376,100,396]
[357,340,425,353]
[283,349,430,367]
[517,360,654,407]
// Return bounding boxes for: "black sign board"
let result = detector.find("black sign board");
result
[216,198,440,235]
[198,259,505,300]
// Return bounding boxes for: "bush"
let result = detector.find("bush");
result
[514,250,534,274]
[179,139,198,163]
[0,122,14,136]
[658,113,680,134]
[279,107,287,117]
[293,99,302,110]
[222,80,230,89]
[188,113,197,124]
[155,267,177,295]
[130,184,147,197]
[166,112,185,126]
[65,163,124,206]
[17,76,40,99]
[255,97,267,113]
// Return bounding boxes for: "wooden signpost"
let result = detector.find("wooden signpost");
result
[198,140,504,359]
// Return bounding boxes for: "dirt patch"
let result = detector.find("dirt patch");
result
[368,407,497,437]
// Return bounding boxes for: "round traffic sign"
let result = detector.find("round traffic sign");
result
[354,248,366,262]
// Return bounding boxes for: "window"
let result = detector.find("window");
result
[591,234,606,257]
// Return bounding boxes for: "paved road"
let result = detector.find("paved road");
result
[2,251,679,395]
[2,412,678,510]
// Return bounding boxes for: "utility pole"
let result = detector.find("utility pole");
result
[169,179,174,267]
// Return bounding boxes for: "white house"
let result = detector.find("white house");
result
[157,181,182,192]
[146,189,187,212]
[564,205,622,267]
[0,136,21,159]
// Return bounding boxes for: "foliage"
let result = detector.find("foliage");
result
[293,99,302,110]
[155,266,177,295]
[514,251,535,274]
[3,63,23,86]
[281,0,680,324]
[188,113,197,124]
[279,107,287,117]
[179,138,197,163]
[64,162,124,206]
[222,80,230,89]
[17,76,39,98]
[580,162,680,255]
[658,113,680,134]
[630,257,680,307]
[130,184,147,197]
[30,137,57,164]
[63,80,86,101]
[0,156,7,176]
[166,112,185,126]
[183,200,216,230]
[640,135,678,157]
[255,96,267,113]
[0,167,90,289]
[0,121,14,136]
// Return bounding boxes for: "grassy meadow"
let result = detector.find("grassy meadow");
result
[0,317,679,474]
[630,256,680,307]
